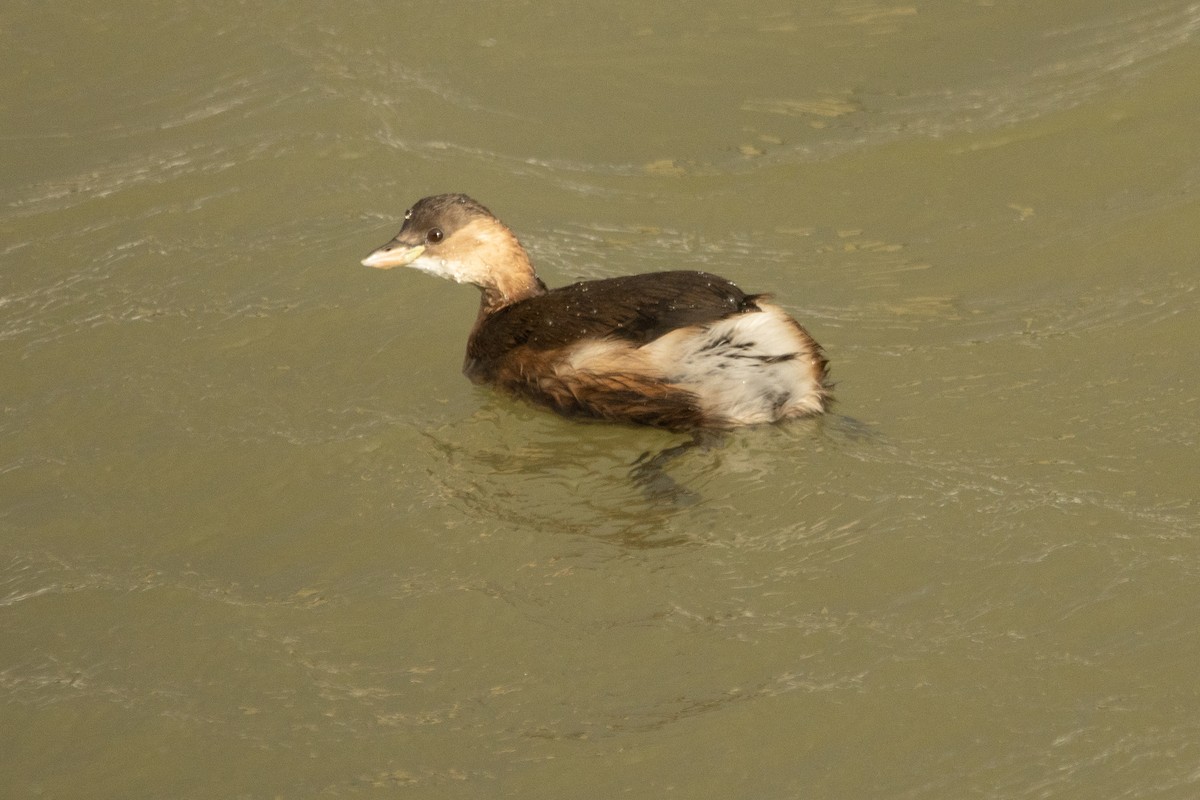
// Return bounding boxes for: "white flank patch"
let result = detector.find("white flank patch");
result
[643,306,824,424]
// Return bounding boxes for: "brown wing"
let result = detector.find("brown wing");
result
[467,271,758,364]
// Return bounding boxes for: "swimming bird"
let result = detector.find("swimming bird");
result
[362,194,829,431]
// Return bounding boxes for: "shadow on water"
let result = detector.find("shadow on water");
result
[629,414,881,506]
[402,401,887,550]
[628,430,720,507]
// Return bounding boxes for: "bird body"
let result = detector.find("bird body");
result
[362,194,829,431]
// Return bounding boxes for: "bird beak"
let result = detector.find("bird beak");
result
[361,242,426,270]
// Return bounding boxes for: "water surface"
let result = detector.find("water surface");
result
[3,1,1199,797]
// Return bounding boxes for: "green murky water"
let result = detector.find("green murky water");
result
[3,2,1199,797]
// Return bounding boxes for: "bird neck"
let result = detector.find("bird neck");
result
[476,241,546,313]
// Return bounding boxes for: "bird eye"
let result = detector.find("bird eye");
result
[426,228,444,243]
[404,208,413,220]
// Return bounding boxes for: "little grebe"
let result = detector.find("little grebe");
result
[362,194,830,431]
